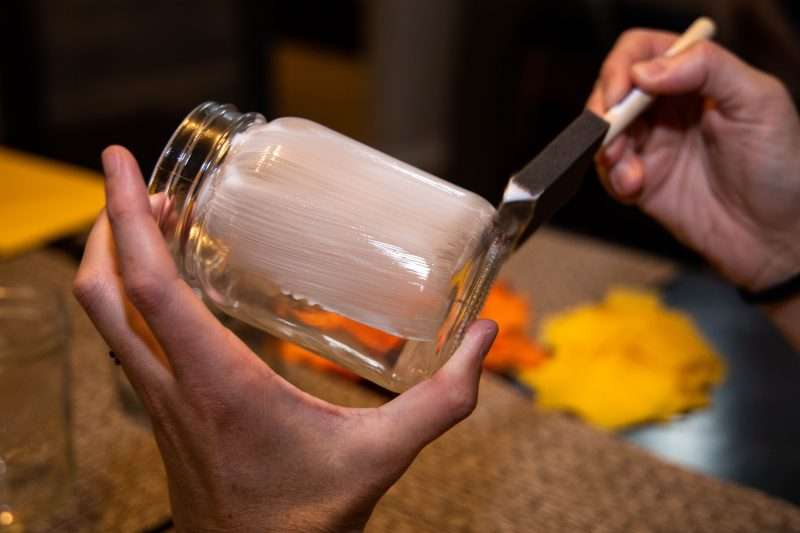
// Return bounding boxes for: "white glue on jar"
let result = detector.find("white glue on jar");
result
[150,102,499,391]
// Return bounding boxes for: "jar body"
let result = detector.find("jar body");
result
[151,102,498,391]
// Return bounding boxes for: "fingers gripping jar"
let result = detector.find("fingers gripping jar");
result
[150,102,499,392]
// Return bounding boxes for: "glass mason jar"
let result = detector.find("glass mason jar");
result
[149,102,507,392]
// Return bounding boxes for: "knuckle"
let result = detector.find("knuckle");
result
[73,272,106,313]
[599,58,618,79]
[612,28,647,54]
[618,28,643,45]
[106,197,138,226]
[693,41,716,64]
[125,272,167,313]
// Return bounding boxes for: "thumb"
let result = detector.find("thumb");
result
[631,41,761,112]
[378,320,498,450]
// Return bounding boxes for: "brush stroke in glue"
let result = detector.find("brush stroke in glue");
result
[198,118,496,340]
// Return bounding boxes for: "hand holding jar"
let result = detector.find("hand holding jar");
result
[73,146,497,532]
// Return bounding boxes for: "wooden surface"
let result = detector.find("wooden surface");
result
[1,229,799,532]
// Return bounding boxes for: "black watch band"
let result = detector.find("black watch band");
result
[738,271,800,304]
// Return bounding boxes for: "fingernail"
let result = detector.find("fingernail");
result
[101,148,120,176]
[633,59,667,80]
[475,321,498,357]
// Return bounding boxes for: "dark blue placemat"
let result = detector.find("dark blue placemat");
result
[623,271,800,504]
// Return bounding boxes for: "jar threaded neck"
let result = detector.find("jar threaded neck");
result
[148,101,265,276]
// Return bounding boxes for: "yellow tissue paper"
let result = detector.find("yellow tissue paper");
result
[0,147,104,257]
[519,287,725,430]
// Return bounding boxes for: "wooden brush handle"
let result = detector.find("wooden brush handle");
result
[601,17,716,146]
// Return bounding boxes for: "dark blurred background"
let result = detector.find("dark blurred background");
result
[2,0,799,262]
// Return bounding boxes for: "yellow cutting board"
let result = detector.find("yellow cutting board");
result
[0,147,105,257]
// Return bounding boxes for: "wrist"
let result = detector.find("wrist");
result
[763,293,800,351]
[739,271,800,304]
[736,264,800,351]
[717,213,800,292]
[748,232,800,292]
